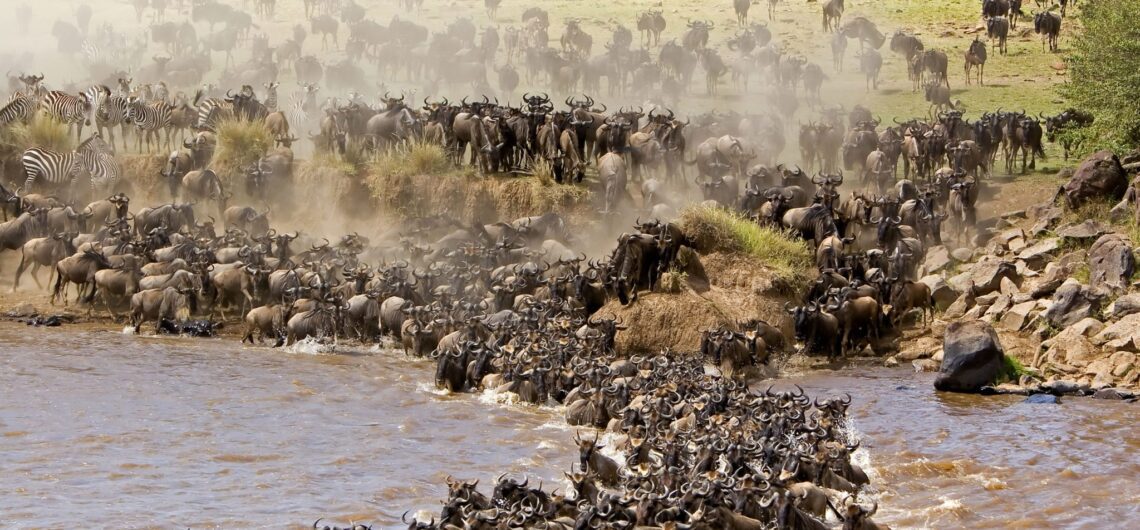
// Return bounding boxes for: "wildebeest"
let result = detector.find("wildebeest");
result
[964,37,987,85]
[130,287,197,334]
[856,49,882,91]
[987,16,1010,55]
[1043,108,1094,160]
[922,49,950,89]
[1034,11,1061,52]
[822,0,845,32]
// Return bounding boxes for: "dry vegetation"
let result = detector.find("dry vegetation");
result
[679,205,814,290]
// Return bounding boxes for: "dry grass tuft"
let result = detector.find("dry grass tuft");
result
[678,205,814,289]
[0,116,73,157]
[212,118,273,187]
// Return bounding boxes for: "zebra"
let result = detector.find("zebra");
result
[126,97,173,152]
[192,89,232,132]
[153,82,170,105]
[0,94,37,128]
[96,94,132,151]
[286,83,319,132]
[41,86,108,143]
[263,81,279,111]
[21,135,119,200]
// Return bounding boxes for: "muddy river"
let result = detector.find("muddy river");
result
[1,324,1137,528]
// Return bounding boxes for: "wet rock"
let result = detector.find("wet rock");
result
[935,321,1006,393]
[1042,280,1104,329]
[1109,293,1140,318]
[1057,220,1108,241]
[1040,379,1091,396]
[1024,394,1061,404]
[883,356,899,367]
[1017,238,1060,271]
[1091,387,1135,400]
[949,247,974,263]
[1057,150,1128,210]
[913,359,940,372]
[1000,301,1037,331]
[923,246,952,274]
[1087,234,1136,293]
[920,275,958,310]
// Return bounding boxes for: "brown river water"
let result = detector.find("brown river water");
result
[1,323,1138,529]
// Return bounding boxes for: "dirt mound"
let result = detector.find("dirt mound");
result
[594,251,796,353]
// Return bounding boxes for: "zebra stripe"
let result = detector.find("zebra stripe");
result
[22,137,119,194]
[96,95,132,150]
[194,97,232,131]
[0,95,36,128]
[263,84,279,111]
[40,90,92,126]
[128,98,173,151]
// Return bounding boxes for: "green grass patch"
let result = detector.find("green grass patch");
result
[678,205,814,287]
[998,354,1035,384]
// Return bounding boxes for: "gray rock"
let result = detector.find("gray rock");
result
[995,228,1026,248]
[1057,150,1128,210]
[1002,209,1027,220]
[970,260,1019,296]
[943,292,973,319]
[1000,276,1020,295]
[1028,206,1063,237]
[1092,313,1140,346]
[951,247,975,263]
[1017,238,1060,271]
[935,321,1006,393]
[1110,293,1140,318]
[1042,279,1105,329]
[923,246,952,275]
[920,275,959,310]
[1000,301,1037,331]
[1024,394,1061,404]
[1008,238,1027,253]
[1057,220,1108,240]
[1087,234,1136,293]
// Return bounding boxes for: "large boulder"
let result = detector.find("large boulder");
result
[935,321,1006,393]
[1042,279,1104,329]
[1057,150,1128,210]
[1087,234,1135,293]
[923,246,952,275]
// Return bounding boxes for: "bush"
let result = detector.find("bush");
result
[1059,0,1140,151]
[0,115,72,155]
[212,118,273,186]
[678,205,814,287]
[368,139,453,179]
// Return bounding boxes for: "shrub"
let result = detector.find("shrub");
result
[212,118,273,186]
[0,115,72,155]
[1058,0,1140,151]
[678,205,814,287]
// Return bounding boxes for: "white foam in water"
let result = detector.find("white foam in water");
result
[282,336,336,355]
[417,381,452,396]
[122,326,136,334]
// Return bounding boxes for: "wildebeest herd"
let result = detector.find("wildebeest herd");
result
[0,0,1092,528]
